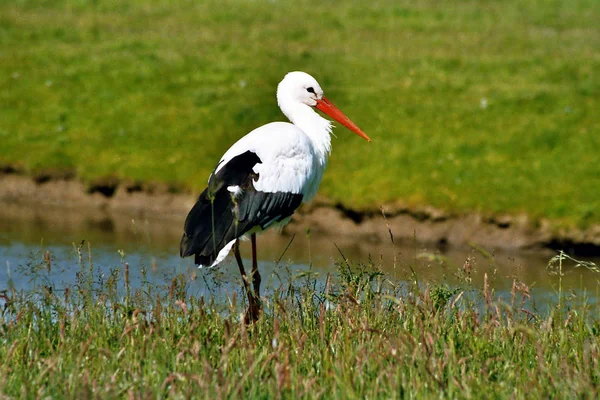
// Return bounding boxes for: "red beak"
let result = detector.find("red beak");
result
[315,96,371,142]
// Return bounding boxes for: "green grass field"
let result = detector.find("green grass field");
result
[1,250,599,398]
[1,0,599,227]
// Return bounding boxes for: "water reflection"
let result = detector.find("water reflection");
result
[1,202,599,305]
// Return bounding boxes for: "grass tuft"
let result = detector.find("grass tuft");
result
[1,246,599,398]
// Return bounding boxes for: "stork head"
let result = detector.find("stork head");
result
[277,71,324,107]
[277,71,371,142]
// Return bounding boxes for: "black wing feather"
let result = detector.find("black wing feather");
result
[180,151,303,266]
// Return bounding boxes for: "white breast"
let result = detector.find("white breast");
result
[215,122,327,202]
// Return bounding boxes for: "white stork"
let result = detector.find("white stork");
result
[180,71,371,322]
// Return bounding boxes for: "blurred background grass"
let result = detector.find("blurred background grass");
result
[0,0,598,227]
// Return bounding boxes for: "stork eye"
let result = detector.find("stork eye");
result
[306,87,315,94]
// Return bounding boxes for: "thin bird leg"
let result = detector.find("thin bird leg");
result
[247,233,262,322]
[233,239,259,323]
[233,240,252,302]
[250,233,262,300]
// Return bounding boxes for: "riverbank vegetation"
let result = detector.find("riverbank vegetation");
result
[1,248,599,398]
[0,0,598,228]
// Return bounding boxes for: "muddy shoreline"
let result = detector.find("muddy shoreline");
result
[1,171,599,256]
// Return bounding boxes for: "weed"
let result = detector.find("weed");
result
[1,246,599,398]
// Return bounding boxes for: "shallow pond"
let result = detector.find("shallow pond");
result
[1,202,599,312]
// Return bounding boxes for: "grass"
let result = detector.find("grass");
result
[0,0,599,227]
[1,247,599,398]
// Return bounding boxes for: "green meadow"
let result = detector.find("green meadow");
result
[1,248,599,398]
[0,0,599,227]
[2,2,599,397]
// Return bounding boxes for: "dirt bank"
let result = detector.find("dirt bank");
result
[1,171,598,256]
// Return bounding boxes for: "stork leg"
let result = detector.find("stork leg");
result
[250,233,262,300]
[233,239,261,324]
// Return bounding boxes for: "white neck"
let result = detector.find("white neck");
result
[278,101,332,165]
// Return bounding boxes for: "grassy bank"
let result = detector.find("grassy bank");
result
[1,249,599,398]
[0,0,599,227]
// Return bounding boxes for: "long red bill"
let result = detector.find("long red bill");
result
[315,96,371,142]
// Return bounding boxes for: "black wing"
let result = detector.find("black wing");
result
[180,150,303,266]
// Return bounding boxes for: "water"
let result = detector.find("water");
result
[1,202,599,310]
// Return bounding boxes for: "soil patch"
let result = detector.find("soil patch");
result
[1,171,598,256]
